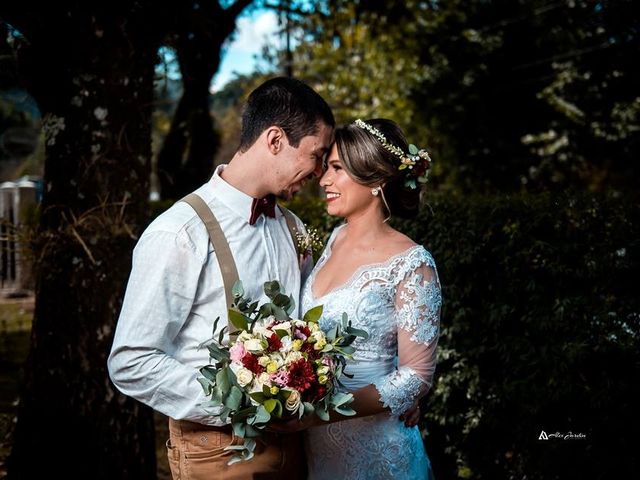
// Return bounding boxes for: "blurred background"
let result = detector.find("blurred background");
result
[0,1,638,479]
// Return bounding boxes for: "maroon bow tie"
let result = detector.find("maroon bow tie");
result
[249,194,276,225]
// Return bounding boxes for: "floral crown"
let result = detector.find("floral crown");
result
[354,119,432,189]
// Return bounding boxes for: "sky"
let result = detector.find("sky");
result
[210,9,281,93]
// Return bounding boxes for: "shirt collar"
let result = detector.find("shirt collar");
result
[208,164,280,223]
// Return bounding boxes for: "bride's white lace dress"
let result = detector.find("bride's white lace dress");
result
[301,225,442,480]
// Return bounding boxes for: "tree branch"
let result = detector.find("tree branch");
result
[225,0,255,20]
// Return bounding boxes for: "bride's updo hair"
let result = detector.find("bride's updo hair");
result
[334,118,422,219]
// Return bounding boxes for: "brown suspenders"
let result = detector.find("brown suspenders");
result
[181,193,301,331]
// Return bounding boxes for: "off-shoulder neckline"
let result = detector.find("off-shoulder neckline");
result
[309,224,426,301]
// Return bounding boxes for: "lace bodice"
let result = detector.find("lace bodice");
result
[301,225,441,480]
[301,224,442,412]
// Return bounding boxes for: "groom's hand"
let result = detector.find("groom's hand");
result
[266,414,318,434]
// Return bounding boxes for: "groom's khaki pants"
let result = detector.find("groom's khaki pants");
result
[167,418,306,480]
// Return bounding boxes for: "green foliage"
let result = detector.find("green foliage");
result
[390,191,639,479]
[273,0,639,193]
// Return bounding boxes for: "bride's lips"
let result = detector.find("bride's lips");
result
[325,191,341,203]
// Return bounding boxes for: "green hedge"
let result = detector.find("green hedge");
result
[409,193,638,479]
[291,191,639,479]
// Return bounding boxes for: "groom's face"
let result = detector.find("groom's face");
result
[275,122,333,201]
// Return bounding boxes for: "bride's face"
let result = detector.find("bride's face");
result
[320,144,377,218]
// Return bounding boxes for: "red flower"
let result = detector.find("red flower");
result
[267,332,282,352]
[288,358,316,392]
[302,341,320,360]
[412,158,430,178]
[241,352,264,374]
[303,383,327,403]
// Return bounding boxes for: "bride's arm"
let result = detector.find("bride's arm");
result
[355,260,442,418]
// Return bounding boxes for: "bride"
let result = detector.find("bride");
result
[298,118,442,479]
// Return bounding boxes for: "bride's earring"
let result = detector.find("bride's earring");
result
[371,186,381,196]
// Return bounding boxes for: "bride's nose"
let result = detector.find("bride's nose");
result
[320,170,332,186]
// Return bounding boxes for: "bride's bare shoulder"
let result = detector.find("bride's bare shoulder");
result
[384,229,420,255]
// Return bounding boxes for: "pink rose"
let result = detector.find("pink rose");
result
[229,342,246,363]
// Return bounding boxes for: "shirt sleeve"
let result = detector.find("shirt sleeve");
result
[107,228,222,425]
[373,255,442,415]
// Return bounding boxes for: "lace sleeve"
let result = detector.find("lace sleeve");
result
[373,252,442,415]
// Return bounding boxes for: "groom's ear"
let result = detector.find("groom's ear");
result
[265,126,286,155]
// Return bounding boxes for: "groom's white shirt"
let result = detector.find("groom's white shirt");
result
[108,164,311,426]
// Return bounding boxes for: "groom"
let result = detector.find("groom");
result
[108,77,334,479]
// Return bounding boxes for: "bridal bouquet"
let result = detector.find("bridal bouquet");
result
[198,280,367,464]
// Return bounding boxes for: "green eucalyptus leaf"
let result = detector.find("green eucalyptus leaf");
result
[216,369,230,395]
[197,377,213,395]
[330,392,353,407]
[334,405,356,416]
[339,345,355,355]
[244,424,262,438]
[232,280,244,299]
[409,144,419,155]
[224,385,243,410]
[228,310,249,331]
[273,293,291,308]
[249,392,268,403]
[274,329,289,339]
[315,405,330,421]
[326,324,338,342]
[254,405,271,424]
[220,407,232,422]
[217,325,227,346]
[303,305,324,323]
[286,295,296,314]
[263,281,281,299]
[272,305,288,320]
[247,301,259,315]
[272,399,283,418]
[232,421,246,438]
[345,326,369,340]
[200,366,217,382]
[263,398,278,413]
[207,344,230,363]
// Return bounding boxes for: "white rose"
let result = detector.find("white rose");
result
[237,331,252,342]
[275,321,292,333]
[284,389,301,411]
[235,367,253,387]
[311,331,325,343]
[249,372,271,393]
[253,324,270,337]
[285,351,303,364]
[280,336,293,352]
[244,338,265,353]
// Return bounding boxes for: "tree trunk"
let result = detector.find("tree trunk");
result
[156,1,252,200]
[5,7,160,479]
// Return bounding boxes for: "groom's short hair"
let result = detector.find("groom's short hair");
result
[239,77,334,152]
